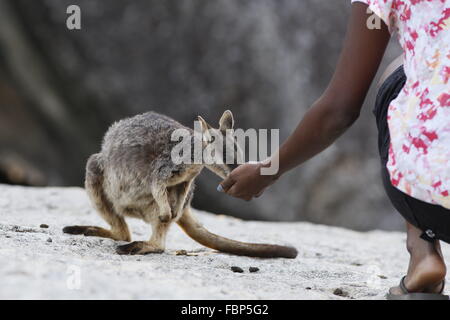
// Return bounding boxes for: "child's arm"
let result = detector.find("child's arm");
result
[220,3,391,200]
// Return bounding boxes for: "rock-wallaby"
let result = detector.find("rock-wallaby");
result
[63,111,298,258]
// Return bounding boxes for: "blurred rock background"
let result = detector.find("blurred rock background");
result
[0,0,403,230]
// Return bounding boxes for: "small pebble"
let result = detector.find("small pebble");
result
[40,224,49,229]
[333,288,348,297]
[378,275,388,279]
[176,250,188,256]
[305,287,312,290]
[249,267,259,273]
[46,237,52,243]
[231,266,244,273]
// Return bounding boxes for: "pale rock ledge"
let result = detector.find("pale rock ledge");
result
[1,184,448,299]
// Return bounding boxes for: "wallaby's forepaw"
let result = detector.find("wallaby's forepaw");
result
[158,213,172,223]
[116,241,164,255]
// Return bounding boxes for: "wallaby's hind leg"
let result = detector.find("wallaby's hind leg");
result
[116,222,169,255]
[63,218,130,241]
[63,154,131,242]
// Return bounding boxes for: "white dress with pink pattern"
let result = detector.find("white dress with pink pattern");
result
[352,0,450,209]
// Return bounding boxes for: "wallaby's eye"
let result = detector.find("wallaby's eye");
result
[203,134,215,144]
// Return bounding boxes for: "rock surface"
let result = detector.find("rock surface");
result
[1,184,448,300]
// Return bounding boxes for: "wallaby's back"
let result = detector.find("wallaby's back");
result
[100,112,192,182]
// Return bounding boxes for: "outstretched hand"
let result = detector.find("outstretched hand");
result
[218,162,279,201]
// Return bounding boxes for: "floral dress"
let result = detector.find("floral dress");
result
[353,0,450,209]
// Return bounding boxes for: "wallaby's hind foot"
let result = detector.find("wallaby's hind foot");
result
[117,221,170,255]
[116,241,164,255]
[63,225,131,242]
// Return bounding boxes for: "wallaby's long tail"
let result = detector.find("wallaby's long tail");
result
[177,207,298,259]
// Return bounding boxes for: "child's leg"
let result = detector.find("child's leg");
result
[376,64,447,295]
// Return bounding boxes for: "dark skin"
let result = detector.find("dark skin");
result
[220,3,447,296]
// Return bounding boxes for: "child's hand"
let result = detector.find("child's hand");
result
[218,162,278,201]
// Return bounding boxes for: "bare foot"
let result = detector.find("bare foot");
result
[389,222,446,295]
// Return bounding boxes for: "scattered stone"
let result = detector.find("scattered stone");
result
[315,253,322,257]
[333,288,348,297]
[305,287,312,290]
[40,224,49,229]
[46,237,52,243]
[231,266,244,273]
[249,267,259,273]
[378,275,387,279]
[351,262,363,266]
[176,250,188,256]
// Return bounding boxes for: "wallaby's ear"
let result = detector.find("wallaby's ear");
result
[219,110,234,134]
[197,115,212,142]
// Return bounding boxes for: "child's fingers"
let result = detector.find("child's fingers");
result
[227,185,252,201]
[218,177,236,193]
[255,189,265,198]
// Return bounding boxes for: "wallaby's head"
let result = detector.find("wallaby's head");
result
[197,110,243,179]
